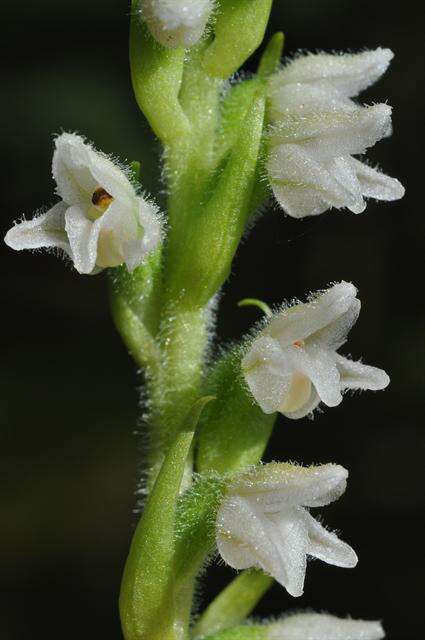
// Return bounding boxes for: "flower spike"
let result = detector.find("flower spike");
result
[242,282,389,418]
[5,133,161,274]
[267,48,404,218]
[216,462,357,597]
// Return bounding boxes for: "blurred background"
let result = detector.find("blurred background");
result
[1,1,423,638]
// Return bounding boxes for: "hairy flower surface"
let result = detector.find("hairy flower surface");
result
[242,282,389,418]
[267,48,404,218]
[5,133,161,274]
[216,462,357,597]
[141,0,214,48]
[267,612,384,639]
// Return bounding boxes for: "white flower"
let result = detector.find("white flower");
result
[267,48,405,218]
[216,462,357,597]
[242,281,389,419]
[141,0,214,48]
[4,133,161,274]
[267,612,385,639]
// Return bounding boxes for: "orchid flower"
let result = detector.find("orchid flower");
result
[216,462,357,597]
[267,48,404,218]
[242,282,389,419]
[267,612,385,639]
[5,133,161,274]
[141,0,214,48]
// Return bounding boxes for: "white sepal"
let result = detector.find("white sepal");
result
[5,133,162,274]
[242,282,389,418]
[267,612,385,639]
[270,48,394,99]
[216,462,357,597]
[141,0,214,48]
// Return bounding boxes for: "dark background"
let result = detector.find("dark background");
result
[1,1,423,638]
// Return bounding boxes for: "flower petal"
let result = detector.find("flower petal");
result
[350,158,405,201]
[268,82,354,122]
[270,507,309,596]
[274,48,393,98]
[242,336,293,414]
[268,144,368,218]
[270,104,392,160]
[295,347,342,408]
[264,282,358,348]
[229,463,349,509]
[64,205,99,274]
[310,298,361,350]
[268,612,385,640]
[304,510,358,568]
[4,202,70,254]
[335,354,390,391]
[53,134,99,206]
[216,496,307,594]
[123,199,162,272]
[53,133,135,206]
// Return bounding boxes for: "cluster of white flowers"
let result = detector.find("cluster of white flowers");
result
[242,281,389,419]
[5,133,161,275]
[215,281,389,611]
[140,0,214,48]
[4,19,401,635]
[267,49,405,218]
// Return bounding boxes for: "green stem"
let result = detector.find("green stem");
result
[145,46,223,486]
[147,305,211,488]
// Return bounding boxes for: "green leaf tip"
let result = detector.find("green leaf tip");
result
[238,298,272,317]
[129,160,141,182]
[258,31,285,77]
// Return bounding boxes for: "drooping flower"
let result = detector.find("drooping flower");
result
[216,462,357,597]
[4,133,161,274]
[242,281,389,419]
[267,48,404,218]
[267,612,385,639]
[141,0,214,48]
